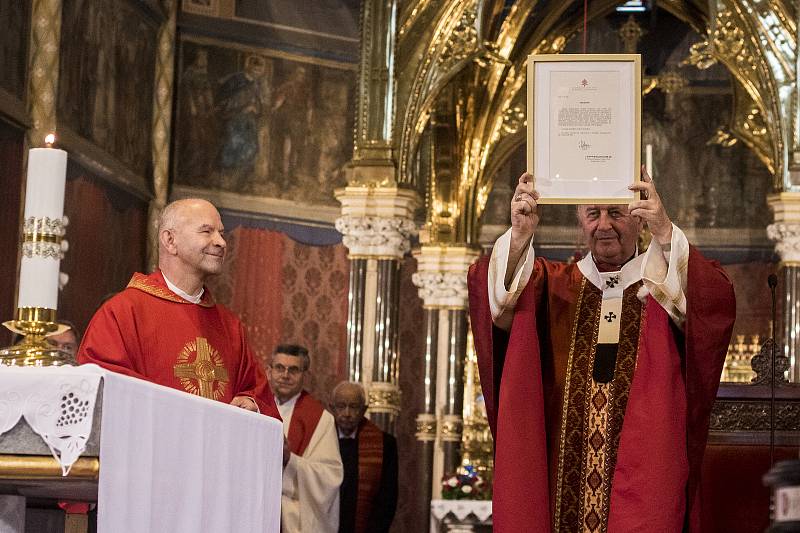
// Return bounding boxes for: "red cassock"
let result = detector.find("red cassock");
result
[77,270,280,419]
[468,246,735,533]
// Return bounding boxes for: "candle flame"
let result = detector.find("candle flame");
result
[44,133,56,147]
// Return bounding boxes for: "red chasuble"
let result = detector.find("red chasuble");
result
[287,391,325,456]
[77,270,280,419]
[468,246,735,533]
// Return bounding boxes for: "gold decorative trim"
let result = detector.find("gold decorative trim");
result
[554,277,587,526]
[367,381,401,416]
[15,307,57,324]
[440,414,463,443]
[415,413,437,441]
[127,273,215,308]
[0,455,99,480]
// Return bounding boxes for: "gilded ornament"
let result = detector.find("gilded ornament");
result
[682,40,718,70]
[437,3,478,70]
[501,105,525,135]
[173,337,229,400]
[367,382,401,416]
[617,16,645,54]
[415,413,437,441]
[440,414,463,443]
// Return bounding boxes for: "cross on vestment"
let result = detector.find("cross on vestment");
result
[174,337,229,399]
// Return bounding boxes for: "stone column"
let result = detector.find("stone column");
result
[26,0,63,146]
[412,245,479,500]
[147,0,178,272]
[335,186,419,433]
[767,193,800,382]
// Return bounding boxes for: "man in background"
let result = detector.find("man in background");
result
[266,344,342,533]
[330,381,397,533]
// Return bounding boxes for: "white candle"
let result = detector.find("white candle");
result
[24,148,67,220]
[18,146,67,311]
[645,144,653,177]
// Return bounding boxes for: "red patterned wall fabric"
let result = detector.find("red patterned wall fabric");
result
[231,227,285,361]
[279,237,350,400]
[208,226,350,403]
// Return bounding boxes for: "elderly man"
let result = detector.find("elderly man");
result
[266,344,342,533]
[468,170,735,532]
[330,381,397,533]
[78,198,279,417]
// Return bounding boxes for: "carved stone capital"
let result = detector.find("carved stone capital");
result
[412,246,480,308]
[767,223,800,263]
[767,194,800,263]
[335,186,420,258]
[415,413,437,442]
[440,414,463,443]
[367,381,401,416]
[335,215,417,258]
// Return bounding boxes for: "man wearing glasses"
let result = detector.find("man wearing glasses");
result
[266,344,343,533]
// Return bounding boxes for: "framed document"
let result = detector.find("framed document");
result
[527,54,641,204]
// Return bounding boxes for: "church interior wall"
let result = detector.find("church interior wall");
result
[0,119,25,347]
[59,166,149,342]
[2,0,791,529]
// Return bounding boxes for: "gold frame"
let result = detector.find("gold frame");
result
[526,53,642,205]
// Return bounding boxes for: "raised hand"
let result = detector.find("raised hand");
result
[504,173,540,289]
[628,165,672,245]
[510,173,540,248]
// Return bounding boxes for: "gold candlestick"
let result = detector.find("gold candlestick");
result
[0,307,70,366]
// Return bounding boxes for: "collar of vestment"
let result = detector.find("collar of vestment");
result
[126,271,215,308]
[338,427,357,439]
[277,391,302,420]
[162,272,204,303]
[577,252,644,298]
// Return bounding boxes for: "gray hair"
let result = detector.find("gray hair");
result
[331,381,367,407]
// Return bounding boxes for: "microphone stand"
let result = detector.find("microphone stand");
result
[769,273,777,467]
[763,273,800,531]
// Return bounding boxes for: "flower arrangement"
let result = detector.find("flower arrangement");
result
[441,465,492,500]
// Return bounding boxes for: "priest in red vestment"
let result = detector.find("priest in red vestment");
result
[266,344,343,533]
[77,198,279,418]
[330,381,398,533]
[468,170,735,532]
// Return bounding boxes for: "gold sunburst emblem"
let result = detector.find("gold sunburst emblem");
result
[173,337,229,400]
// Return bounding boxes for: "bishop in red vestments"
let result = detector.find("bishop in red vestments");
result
[78,198,279,418]
[469,171,735,532]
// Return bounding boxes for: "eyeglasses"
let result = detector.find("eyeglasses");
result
[270,363,303,376]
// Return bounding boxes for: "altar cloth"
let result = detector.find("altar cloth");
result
[0,365,283,533]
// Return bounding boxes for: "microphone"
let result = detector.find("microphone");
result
[768,274,778,467]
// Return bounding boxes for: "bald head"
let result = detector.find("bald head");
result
[158,199,218,233]
[157,199,226,289]
[330,381,367,436]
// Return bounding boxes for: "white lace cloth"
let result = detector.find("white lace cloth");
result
[0,365,102,475]
[430,499,493,532]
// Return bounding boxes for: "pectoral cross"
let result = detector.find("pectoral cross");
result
[174,337,229,399]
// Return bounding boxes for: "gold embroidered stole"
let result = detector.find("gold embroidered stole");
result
[553,278,645,532]
[355,420,384,533]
